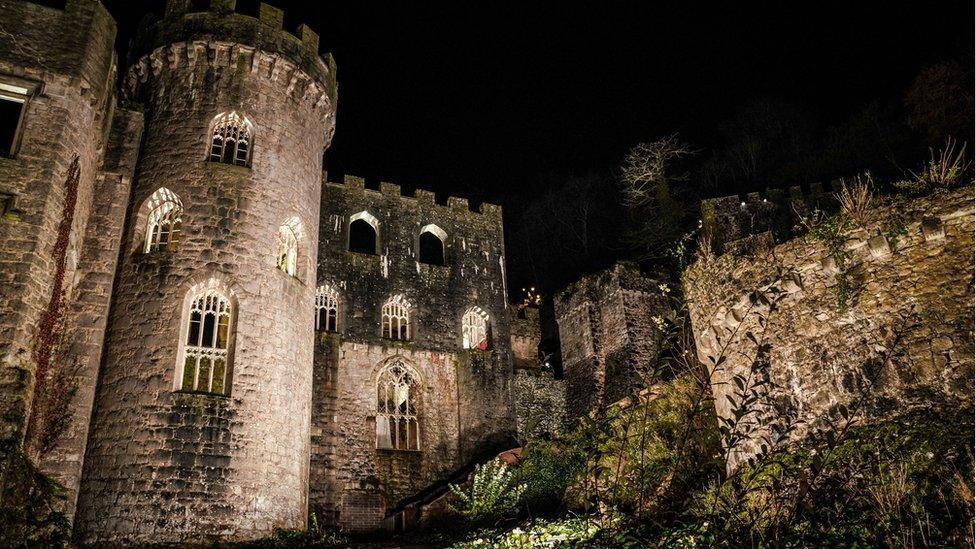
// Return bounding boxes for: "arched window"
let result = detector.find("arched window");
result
[315,284,339,332]
[208,111,253,167]
[177,288,233,395]
[277,219,300,276]
[418,224,447,266]
[143,187,183,253]
[462,306,490,349]
[376,359,419,450]
[382,294,411,341]
[348,211,379,254]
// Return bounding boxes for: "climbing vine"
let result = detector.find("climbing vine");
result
[25,156,80,456]
[799,209,855,312]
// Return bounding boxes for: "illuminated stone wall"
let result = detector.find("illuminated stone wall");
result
[309,176,515,531]
[685,186,975,471]
[74,1,337,544]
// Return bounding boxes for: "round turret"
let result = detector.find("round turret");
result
[74,0,337,544]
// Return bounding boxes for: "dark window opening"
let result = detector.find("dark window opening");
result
[316,307,338,332]
[0,98,24,157]
[419,232,445,265]
[349,219,377,254]
[188,0,210,12]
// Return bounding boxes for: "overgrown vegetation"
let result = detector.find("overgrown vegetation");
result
[248,513,348,548]
[448,459,526,525]
[798,209,855,312]
[894,138,971,195]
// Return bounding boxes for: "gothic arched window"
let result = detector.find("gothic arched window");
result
[315,284,339,332]
[376,359,420,450]
[349,211,379,254]
[277,219,300,276]
[382,294,411,341]
[462,306,490,349]
[418,224,447,266]
[177,287,233,395]
[143,187,183,253]
[208,111,253,167]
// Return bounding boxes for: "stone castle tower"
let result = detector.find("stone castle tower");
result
[72,0,338,543]
[0,0,520,544]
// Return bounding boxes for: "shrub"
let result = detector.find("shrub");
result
[514,440,584,514]
[894,137,971,194]
[449,459,526,525]
[690,404,975,547]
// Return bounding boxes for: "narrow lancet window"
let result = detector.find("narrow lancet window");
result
[315,284,339,332]
[382,294,411,341]
[462,306,490,349]
[349,211,379,254]
[418,224,447,266]
[277,223,299,276]
[143,187,183,253]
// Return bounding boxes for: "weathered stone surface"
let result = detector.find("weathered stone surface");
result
[554,263,669,418]
[684,187,975,471]
[509,305,564,439]
[309,176,514,531]
[72,2,337,544]
[0,0,122,521]
[0,0,522,543]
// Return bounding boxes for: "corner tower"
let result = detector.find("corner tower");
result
[74,0,337,544]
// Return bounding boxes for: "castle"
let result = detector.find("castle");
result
[2,0,973,545]
[0,0,516,543]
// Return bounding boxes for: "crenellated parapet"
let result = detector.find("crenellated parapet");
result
[124,0,337,119]
[325,174,504,219]
[700,180,848,251]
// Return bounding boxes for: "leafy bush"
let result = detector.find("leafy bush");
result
[798,209,856,311]
[514,440,584,514]
[449,459,526,525]
[689,404,975,547]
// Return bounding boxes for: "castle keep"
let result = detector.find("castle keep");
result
[0,0,514,544]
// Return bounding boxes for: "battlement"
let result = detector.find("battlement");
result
[128,0,336,102]
[700,178,850,251]
[324,174,503,219]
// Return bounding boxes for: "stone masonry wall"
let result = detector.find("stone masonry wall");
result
[39,107,144,522]
[685,186,975,471]
[510,305,565,440]
[311,341,464,532]
[310,175,514,531]
[514,367,565,440]
[0,0,116,457]
[555,263,668,418]
[74,2,337,544]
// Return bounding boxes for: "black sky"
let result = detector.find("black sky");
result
[105,1,972,203]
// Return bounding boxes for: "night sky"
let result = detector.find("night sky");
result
[104,0,972,295]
